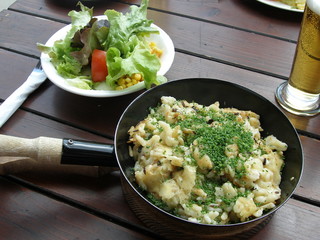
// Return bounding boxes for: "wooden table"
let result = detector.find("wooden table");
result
[0,0,319,239]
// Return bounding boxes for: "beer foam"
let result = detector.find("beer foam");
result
[307,0,320,15]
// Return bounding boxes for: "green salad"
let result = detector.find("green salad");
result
[37,0,167,90]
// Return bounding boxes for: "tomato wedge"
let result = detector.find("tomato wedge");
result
[91,49,108,82]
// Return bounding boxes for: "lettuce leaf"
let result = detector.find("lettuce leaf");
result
[103,0,158,57]
[38,0,166,90]
[37,3,93,78]
[65,77,93,90]
[106,37,164,89]
[103,0,164,88]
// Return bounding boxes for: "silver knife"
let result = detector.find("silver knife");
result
[0,61,47,128]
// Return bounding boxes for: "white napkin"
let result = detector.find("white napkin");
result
[0,67,47,128]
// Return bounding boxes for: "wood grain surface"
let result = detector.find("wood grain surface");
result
[0,0,319,239]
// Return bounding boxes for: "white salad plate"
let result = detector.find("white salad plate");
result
[40,16,175,97]
[257,0,304,12]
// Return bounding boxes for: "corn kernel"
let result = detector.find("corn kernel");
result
[155,49,163,58]
[133,73,142,81]
[118,78,126,86]
[149,41,162,58]
[115,73,144,90]
[149,41,156,47]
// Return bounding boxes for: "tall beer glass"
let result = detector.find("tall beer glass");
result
[276,0,320,116]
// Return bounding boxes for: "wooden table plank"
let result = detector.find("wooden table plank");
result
[0,108,112,143]
[12,170,140,223]
[296,136,320,203]
[10,0,303,42]
[0,103,318,203]
[0,49,141,138]
[5,2,297,78]
[252,198,320,240]
[0,111,320,225]
[0,10,65,58]
[0,176,154,240]
[0,1,318,240]
[122,0,303,41]
[9,0,128,20]
[4,169,320,240]
[0,50,40,100]
[0,176,156,240]
[1,47,319,137]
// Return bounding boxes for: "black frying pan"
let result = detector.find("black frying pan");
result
[1,79,304,239]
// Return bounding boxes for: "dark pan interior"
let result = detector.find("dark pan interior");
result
[115,78,303,224]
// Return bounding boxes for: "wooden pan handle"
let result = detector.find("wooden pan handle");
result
[0,134,63,165]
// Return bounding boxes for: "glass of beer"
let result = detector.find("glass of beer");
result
[276,0,320,116]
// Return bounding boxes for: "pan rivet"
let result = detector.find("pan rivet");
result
[68,139,74,145]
